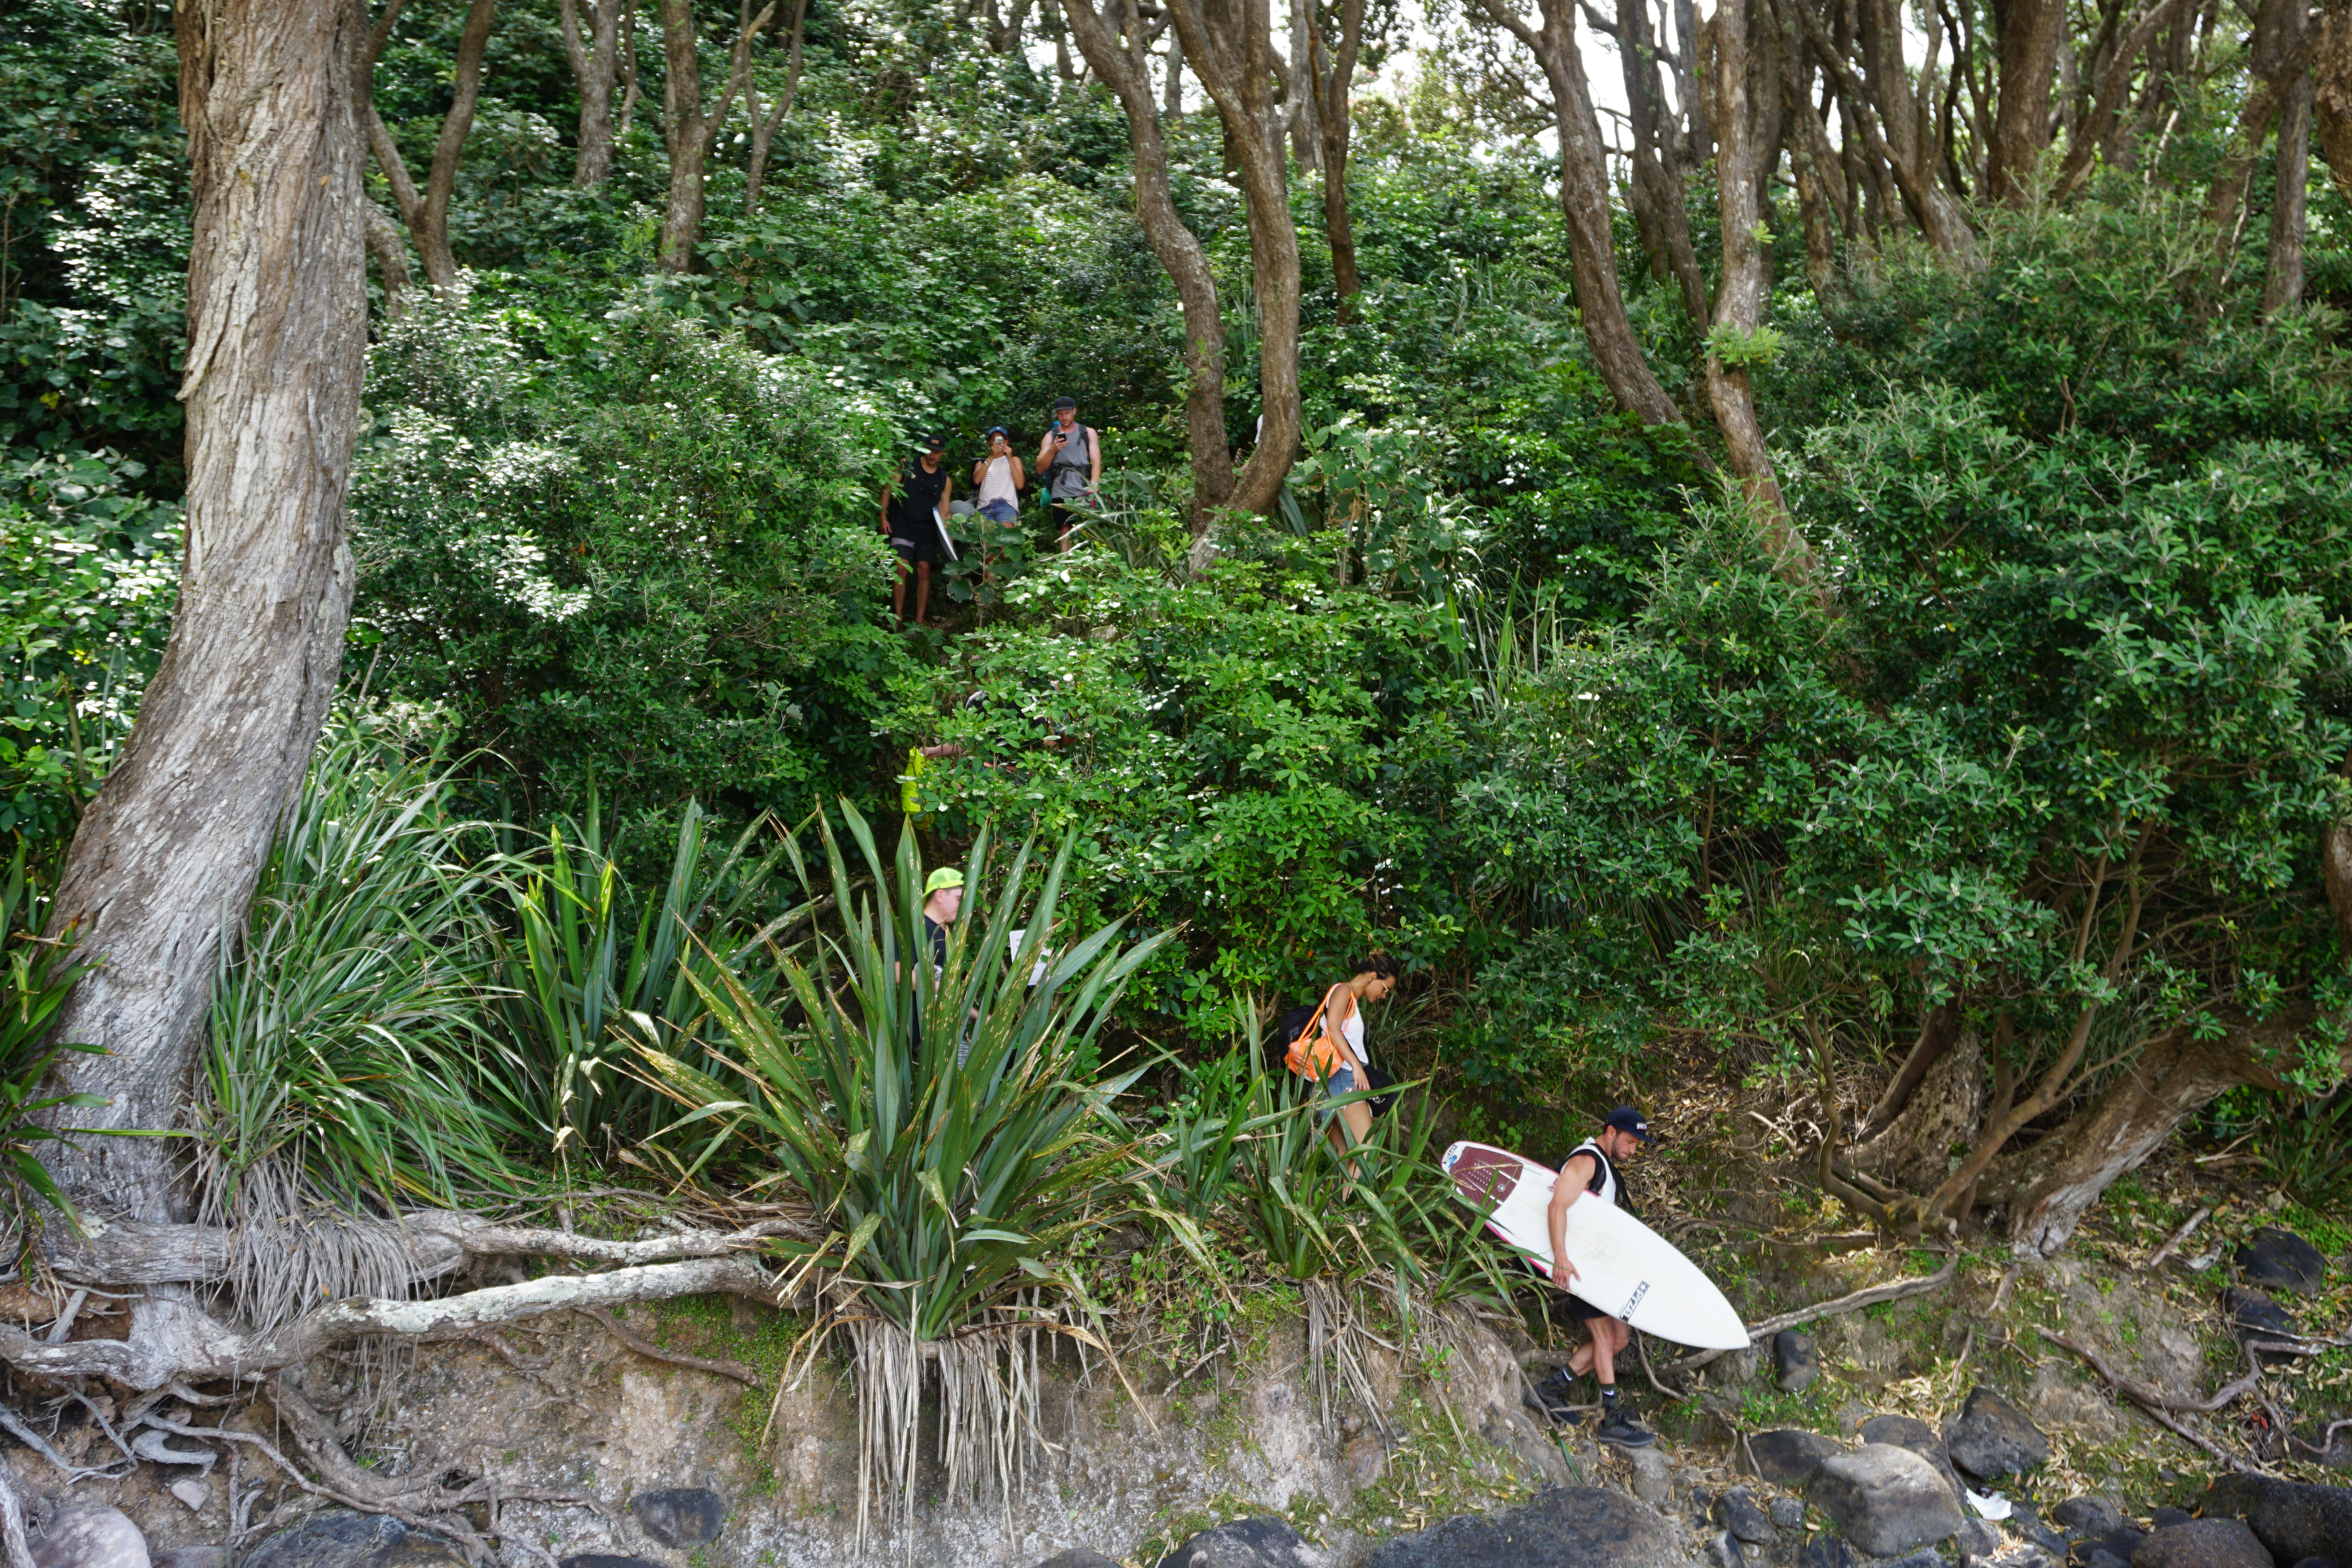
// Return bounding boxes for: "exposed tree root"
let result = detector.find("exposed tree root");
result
[573,1304,754,1383]
[2043,1327,2283,1471]
[1664,1252,1959,1373]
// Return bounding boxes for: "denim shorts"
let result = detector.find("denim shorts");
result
[1315,1065,1355,1122]
[978,499,1019,523]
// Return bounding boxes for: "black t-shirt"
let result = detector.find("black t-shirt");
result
[921,915,949,975]
[895,461,949,536]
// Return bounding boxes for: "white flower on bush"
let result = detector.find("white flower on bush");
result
[481,535,589,621]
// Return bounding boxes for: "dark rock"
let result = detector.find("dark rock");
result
[559,1558,660,1568]
[29,1508,147,1568]
[2147,1506,2193,1530]
[1159,1517,1322,1568]
[1883,1553,1943,1568]
[1859,1412,1967,1504]
[2291,1559,2342,1568]
[1359,1486,1686,1568]
[1749,1428,1845,1486]
[2053,1497,2127,1539]
[1955,1515,2003,1557]
[2018,1519,2071,1559]
[1944,1386,2051,1481]
[2129,1517,2269,1568]
[1776,1330,1820,1394]
[2086,1552,2130,1568]
[2303,1423,2352,1468]
[1798,1539,1855,1568]
[1035,1553,1124,1568]
[2224,1287,2304,1365]
[1705,1532,1746,1568]
[153,1551,225,1568]
[630,1488,725,1548]
[2203,1474,2352,1564]
[1806,1443,1967,1558]
[1714,1488,1777,1546]
[1766,1496,1807,1530]
[2082,1526,2148,1565]
[242,1514,461,1568]
[2237,1226,2330,1296]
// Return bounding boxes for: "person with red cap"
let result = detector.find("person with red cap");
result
[1527,1105,1657,1447]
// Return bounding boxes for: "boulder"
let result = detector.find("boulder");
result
[1160,1517,1326,1568]
[29,1508,148,1568]
[2052,1497,2127,1539]
[1713,1488,1777,1546]
[630,1488,725,1548]
[1036,1553,1123,1568]
[2204,1474,2352,1564]
[1623,1445,1671,1508]
[1858,1413,1966,1504]
[2237,1227,2330,1296]
[1360,1486,1686,1568]
[1704,1532,1746,1568]
[1881,1553,1942,1568]
[1775,1331,1820,1394]
[1944,1387,2050,1481]
[152,1552,224,1568]
[2129,1517,2269,1568]
[2148,1506,2194,1530]
[241,1514,462,1568]
[1797,1539,1854,1568]
[1805,1443,1966,1559]
[2224,1287,2303,1365]
[2084,1526,2149,1565]
[1749,1429,1844,1486]
[559,1559,660,1568]
[2087,1552,2130,1568]
[1766,1497,1806,1530]
[2291,1559,2343,1568]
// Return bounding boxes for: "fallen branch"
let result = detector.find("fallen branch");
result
[574,1304,755,1383]
[1664,1252,1959,1372]
[2043,1329,2266,1414]
[2143,1205,2212,1271]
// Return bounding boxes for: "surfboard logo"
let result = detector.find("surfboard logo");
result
[1620,1280,1651,1318]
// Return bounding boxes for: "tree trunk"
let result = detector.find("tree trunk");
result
[2205,0,2317,265]
[367,0,495,291]
[1308,0,1364,322]
[559,0,624,188]
[362,200,412,321]
[1161,0,1305,517]
[1481,0,1690,428]
[40,0,368,1224]
[2054,0,2192,196]
[1851,1029,1984,1194]
[1616,0,1714,321]
[1987,0,2063,200]
[745,0,809,212]
[658,0,776,272]
[1062,0,1238,516]
[2264,72,2312,311]
[2004,1011,2312,1256]
[2321,0,2352,203]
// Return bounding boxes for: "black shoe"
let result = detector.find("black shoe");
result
[1525,1367,1578,1421]
[1595,1411,1656,1448]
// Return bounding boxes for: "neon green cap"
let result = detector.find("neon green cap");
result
[923,867,965,896]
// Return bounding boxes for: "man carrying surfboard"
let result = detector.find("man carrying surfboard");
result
[1536,1106,1656,1448]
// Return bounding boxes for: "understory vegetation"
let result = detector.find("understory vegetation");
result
[5,0,2352,1539]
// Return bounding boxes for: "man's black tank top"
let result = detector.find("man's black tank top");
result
[896,461,948,533]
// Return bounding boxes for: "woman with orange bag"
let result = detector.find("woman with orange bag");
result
[1282,955,1400,1162]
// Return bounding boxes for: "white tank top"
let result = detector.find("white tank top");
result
[976,455,1018,508]
[1566,1138,1620,1207]
[1342,1009,1364,1059]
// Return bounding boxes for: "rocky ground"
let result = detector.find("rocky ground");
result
[8,1094,2352,1566]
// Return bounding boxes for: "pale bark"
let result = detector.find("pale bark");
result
[2321,0,2352,203]
[2053,0,2192,197]
[2264,73,2313,311]
[366,0,496,291]
[1479,0,1690,427]
[40,0,368,1223]
[362,199,412,320]
[1061,0,1239,515]
[1163,0,1305,517]
[658,0,778,272]
[1855,1000,1962,1140]
[1988,0,2065,200]
[1851,1029,1984,1194]
[559,0,626,187]
[1617,0,1713,319]
[745,0,810,212]
[2004,1010,2313,1255]
[2203,0,2318,267]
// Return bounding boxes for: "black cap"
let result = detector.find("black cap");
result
[1052,396,1077,411]
[923,433,946,450]
[1603,1106,1653,1143]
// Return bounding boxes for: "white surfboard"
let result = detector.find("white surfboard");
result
[1442,1140,1748,1350]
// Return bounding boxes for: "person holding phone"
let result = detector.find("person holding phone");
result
[972,426,1026,579]
[880,434,952,629]
[1036,397,1101,551]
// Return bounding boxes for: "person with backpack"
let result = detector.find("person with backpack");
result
[1524,1106,1659,1449]
[1036,396,1100,551]
[1280,956,1400,1163]
[880,434,953,629]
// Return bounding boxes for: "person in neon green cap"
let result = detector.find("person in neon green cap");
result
[920,866,964,978]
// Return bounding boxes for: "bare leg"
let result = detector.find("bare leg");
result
[1589,1316,1622,1389]
[1322,1095,1372,1178]
[913,561,931,625]
[892,560,909,626]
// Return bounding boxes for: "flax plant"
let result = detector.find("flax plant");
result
[642,802,1168,1550]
